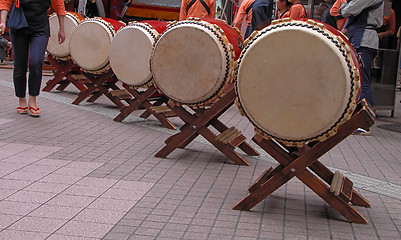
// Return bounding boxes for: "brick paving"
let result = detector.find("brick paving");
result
[0,66,400,239]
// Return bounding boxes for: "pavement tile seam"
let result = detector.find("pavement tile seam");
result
[6,78,401,201]
[3,78,400,202]
[115,146,212,239]
[0,140,154,239]
[1,74,401,239]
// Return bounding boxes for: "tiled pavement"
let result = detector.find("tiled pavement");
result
[0,66,400,240]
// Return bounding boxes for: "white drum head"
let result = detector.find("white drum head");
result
[236,22,356,145]
[70,19,113,72]
[151,22,229,106]
[47,13,80,59]
[109,25,157,86]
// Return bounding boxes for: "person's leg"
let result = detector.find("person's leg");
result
[357,47,376,107]
[27,33,49,110]
[10,30,29,109]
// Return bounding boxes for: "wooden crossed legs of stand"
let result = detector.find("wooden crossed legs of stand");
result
[42,56,89,92]
[233,100,375,224]
[113,84,177,130]
[155,85,259,165]
[71,69,125,109]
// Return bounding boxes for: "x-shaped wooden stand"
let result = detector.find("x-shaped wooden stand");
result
[113,84,177,130]
[42,56,89,92]
[233,100,375,223]
[71,69,125,109]
[155,84,259,165]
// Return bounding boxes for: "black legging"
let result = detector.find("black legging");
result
[10,30,48,98]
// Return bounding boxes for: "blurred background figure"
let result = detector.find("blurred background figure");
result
[180,0,216,20]
[0,34,11,63]
[316,2,329,21]
[330,0,347,31]
[282,0,306,19]
[377,5,396,49]
[250,0,276,31]
[233,0,256,39]
[276,0,290,19]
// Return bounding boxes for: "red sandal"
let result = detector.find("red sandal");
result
[28,107,40,117]
[16,107,28,114]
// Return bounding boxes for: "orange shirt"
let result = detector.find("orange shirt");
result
[233,0,255,29]
[180,0,216,20]
[382,9,396,36]
[282,4,306,19]
[330,0,346,30]
[0,0,65,16]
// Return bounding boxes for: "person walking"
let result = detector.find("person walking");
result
[0,0,66,117]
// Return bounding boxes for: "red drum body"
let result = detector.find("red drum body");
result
[202,18,244,60]
[235,19,361,147]
[47,12,84,60]
[109,20,168,87]
[151,18,244,108]
[69,17,125,73]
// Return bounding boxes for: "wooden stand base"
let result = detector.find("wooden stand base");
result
[155,84,259,165]
[112,84,177,130]
[42,56,89,92]
[233,100,375,224]
[71,69,125,109]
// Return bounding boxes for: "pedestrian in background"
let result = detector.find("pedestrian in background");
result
[330,0,347,31]
[340,0,383,135]
[378,7,396,49]
[276,0,291,19]
[233,0,256,39]
[0,34,11,62]
[281,0,306,19]
[0,0,66,117]
[179,0,216,20]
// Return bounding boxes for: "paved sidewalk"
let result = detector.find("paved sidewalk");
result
[0,66,400,240]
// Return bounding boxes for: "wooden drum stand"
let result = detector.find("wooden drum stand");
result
[42,55,90,93]
[155,83,259,166]
[233,99,375,224]
[112,84,177,130]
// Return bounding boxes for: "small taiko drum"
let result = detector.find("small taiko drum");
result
[69,17,126,74]
[109,20,168,88]
[235,19,361,147]
[47,12,84,60]
[151,18,244,108]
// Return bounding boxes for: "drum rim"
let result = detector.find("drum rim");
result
[235,19,360,146]
[151,19,235,107]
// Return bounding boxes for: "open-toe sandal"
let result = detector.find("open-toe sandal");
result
[28,107,40,117]
[17,107,28,114]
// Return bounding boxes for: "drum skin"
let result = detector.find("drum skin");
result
[109,20,168,87]
[47,12,83,60]
[69,17,125,73]
[151,18,243,107]
[235,19,361,146]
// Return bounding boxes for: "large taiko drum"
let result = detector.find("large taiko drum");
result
[235,19,361,147]
[69,17,125,73]
[151,18,244,108]
[47,12,84,60]
[109,20,168,88]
